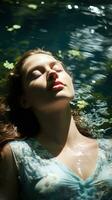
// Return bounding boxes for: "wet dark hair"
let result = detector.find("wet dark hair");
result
[0,48,90,150]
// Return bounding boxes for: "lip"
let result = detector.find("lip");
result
[53,81,65,86]
[48,81,65,91]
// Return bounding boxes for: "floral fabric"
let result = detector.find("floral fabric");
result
[9,137,112,200]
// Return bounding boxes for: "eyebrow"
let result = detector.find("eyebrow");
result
[28,60,63,72]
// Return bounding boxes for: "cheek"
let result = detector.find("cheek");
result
[23,80,46,104]
[65,73,75,95]
[63,73,74,87]
[25,75,46,91]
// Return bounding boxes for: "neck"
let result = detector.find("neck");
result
[34,104,83,147]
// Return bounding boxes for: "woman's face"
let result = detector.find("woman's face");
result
[21,53,75,111]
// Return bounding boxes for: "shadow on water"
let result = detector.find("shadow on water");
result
[0,0,112,137]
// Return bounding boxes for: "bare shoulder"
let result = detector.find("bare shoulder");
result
[0,143,17,177]
[0,144,19,200]
[0,143,12,158]
[0,143,15,167]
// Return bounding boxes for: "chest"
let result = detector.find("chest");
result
[19,148,112,200]
[10,139,112,199]
[17,139,112,200]
[55,143,99,180]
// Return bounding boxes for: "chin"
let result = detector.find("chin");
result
[55,91,74,101]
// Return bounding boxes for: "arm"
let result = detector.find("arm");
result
[0,144,20,200]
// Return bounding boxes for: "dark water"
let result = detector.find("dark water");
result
[0,1,112,137]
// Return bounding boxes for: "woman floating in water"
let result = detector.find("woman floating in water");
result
[0,49,112,200]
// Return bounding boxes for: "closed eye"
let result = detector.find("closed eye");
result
[26,66,45,80]
[52,62,64,72]
[26,61,64,81]
[26,69,43,81]
[31,70,42,78]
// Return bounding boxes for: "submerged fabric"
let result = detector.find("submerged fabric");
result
[9,138,112,200]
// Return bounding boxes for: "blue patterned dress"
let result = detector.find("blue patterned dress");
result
[9,137,112,200]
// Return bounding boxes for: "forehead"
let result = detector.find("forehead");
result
[22,53,57,72]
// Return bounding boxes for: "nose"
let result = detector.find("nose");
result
[47,69,58,82]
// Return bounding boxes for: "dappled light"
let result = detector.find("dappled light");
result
[0,0,112,137]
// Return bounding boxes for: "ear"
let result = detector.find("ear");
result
[20,95,30,109]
